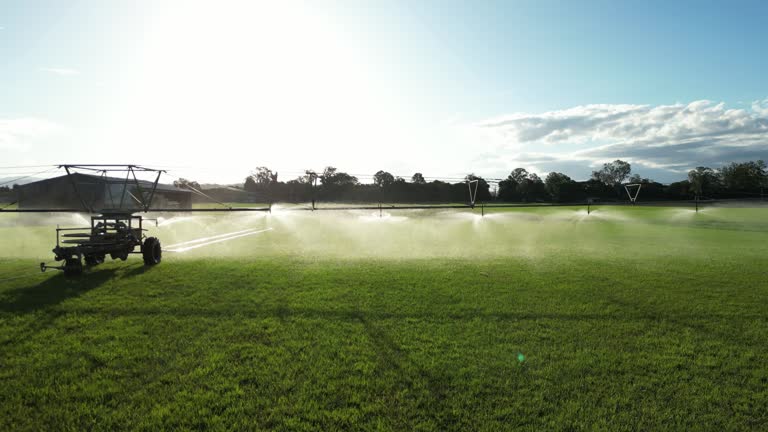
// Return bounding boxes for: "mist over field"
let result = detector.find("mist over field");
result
[2,206,766,264]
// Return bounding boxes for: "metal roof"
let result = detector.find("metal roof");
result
[18,173,192,194]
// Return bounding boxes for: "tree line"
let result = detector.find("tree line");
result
[233,160,766,204]
[3,159,765,205]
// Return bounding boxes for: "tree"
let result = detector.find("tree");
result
[496,169,522,202]
[591,160,632,186]
[687,166,718,197]
[373,170,395,187]
[244,176,257,192]
[497,178,517,201]
[411,173,426,184]
[544,172,573,202]
[319,167,337,186]
[320,166,358,187]
[252,167,274,185]
[719,160,766,192]
[509,168,529,184]
[517,172,545,202]
[173,178,201,190]
[666,180,691,199]
[497,168,531,201]
[628,173,653,184]
[336,173,358,186]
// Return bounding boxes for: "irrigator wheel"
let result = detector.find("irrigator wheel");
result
[63,258,83,277]
[84,254,105,266]
[142,237,162,266]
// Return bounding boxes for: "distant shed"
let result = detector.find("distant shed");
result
[17,173,192,210]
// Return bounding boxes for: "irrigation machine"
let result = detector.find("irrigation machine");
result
[45,212,162,277]
[0,164,693,277]
[32,166,166,276]
[2,165,270,276]
[1,164,490,277]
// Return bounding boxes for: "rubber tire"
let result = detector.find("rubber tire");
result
[142,237,162,266]
[63,258,83,277]
[84,254,105,266]
[110,251,129,261]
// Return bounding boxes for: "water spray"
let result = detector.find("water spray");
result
[165,228,273,252]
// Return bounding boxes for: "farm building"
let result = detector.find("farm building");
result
[17,173,192,210]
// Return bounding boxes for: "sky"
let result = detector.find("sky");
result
[1,0,767,184]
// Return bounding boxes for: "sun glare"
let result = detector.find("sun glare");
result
[113,1,384,177]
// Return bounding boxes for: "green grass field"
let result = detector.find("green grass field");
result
[1,205,767,430]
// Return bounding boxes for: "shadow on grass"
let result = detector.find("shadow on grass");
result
[354,310,457,429]
[54,303,766,323]
[0,267,119,314]
[120,263,155,278]
[56,302,766,348]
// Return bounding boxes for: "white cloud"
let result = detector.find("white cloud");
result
[0,118,63,149]
[40,67,80,76]
[478,100,768,180]
[752,98,768,116]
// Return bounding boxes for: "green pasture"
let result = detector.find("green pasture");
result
[1,205,767,430]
